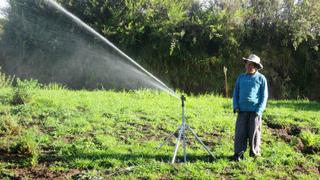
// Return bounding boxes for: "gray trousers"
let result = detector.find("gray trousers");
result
[234,112,261,156]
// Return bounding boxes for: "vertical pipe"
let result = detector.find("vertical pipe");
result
[223,66,229,98]
[181,95,187,162]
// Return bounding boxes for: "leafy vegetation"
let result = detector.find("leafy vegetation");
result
[0,84,319,179]
[0,0,320,99]
[11,79,40,105]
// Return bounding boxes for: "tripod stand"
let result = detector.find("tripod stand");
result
[158,95,215,163]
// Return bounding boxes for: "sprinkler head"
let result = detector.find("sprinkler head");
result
[181,95,186,107]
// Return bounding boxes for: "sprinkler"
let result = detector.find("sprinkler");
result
[158,95,215,163]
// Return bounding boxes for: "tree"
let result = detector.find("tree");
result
[0,0,319,99]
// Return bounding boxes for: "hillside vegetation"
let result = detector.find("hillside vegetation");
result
[0,83,319,179]
[1,0,320,99]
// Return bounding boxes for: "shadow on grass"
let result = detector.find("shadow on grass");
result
[1,148,231,168]
[0,149,35,168]
[37,151,230,166]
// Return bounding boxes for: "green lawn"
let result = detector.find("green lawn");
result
[0,87,319,179]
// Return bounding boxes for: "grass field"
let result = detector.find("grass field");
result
[0,86,319,179]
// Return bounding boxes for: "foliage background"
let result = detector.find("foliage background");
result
[0,0,320,100]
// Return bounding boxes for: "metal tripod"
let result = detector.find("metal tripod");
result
[158,95,215,163]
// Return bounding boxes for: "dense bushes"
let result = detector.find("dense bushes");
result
[0,0,319,100]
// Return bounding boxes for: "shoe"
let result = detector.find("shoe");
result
[250,150,261,157]
[233,152,244,161]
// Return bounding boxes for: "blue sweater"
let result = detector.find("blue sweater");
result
[233,72,268,116]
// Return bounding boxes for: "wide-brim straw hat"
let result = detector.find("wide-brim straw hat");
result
[242,54,263,70]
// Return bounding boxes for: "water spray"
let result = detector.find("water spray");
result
[42,0,213,163]
[158,95,215,163]
[44,0,178,99]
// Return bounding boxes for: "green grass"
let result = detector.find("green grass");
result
[0,87,319,179]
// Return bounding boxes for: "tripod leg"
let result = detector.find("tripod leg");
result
[172,125,184,164]
[157,125,181,150]
[187,125,215,159]
[183,125,187,162]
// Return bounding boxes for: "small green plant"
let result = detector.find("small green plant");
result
[0,114,20,135]
[10,130,39,166]
[44,82,67,90]
[11,78,41,105]
[300,131,316,146]
[0,67,14,88]
[300,131,320,152]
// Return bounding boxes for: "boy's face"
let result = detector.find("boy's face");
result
[245,61,257,74]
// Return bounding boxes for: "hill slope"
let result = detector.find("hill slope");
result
[0,88,319,179]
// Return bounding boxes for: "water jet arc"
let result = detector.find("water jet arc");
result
[44,0,178,98]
